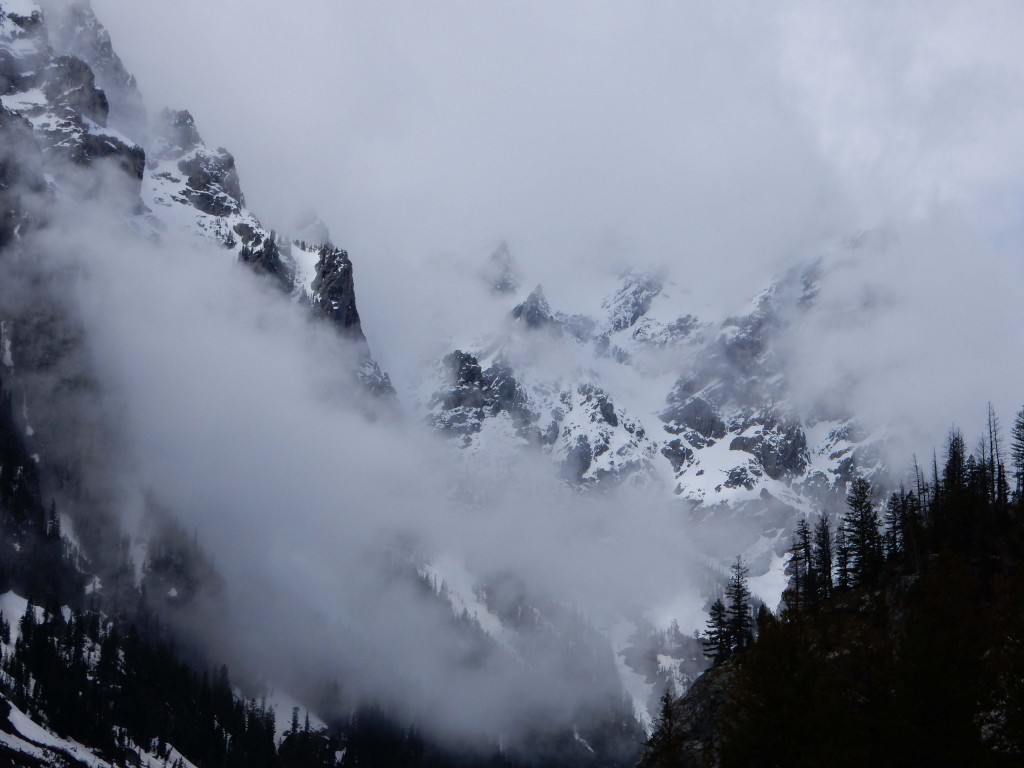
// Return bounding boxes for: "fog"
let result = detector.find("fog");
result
[11,0,1024,746]
[25,200,710,739]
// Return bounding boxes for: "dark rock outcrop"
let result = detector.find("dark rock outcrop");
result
[236,226,293,288]
[310,245,363,336]
[307,244,395,397]
[42,55,108,126]
[637,663,733,768]
[662,396,727,440]
[429,350,536,439]
[177,147,244,217]
[662,439,694,473]
[729,421,809,480]
[511,285,557,330]
[0,105,49,248]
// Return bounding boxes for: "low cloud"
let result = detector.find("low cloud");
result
[26,201,709,741]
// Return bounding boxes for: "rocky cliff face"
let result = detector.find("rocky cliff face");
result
[36,0,146,137]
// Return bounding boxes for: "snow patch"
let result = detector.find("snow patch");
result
[3,693,109,767]
[421,553,512,646]
[748,549,789,609]
[0,590,43,644]
[608,620,655,735]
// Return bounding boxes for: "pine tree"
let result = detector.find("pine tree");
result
[843,477,883,587]
[986,403,1007,506]
[835,524,851,592]
[643,684,681,766]
[725,556,752,652]
[1011,406,1024,501]
[944,429,968,495]
[704,598,730,664]
[783,519,813,613]
[883,491,905,562]
[811,514,834,601]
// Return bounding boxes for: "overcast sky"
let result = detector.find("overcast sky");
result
[89,1,1024,408]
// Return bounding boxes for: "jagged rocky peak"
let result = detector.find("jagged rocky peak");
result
[1,6,145,202]
[310,245,364,336]
[602,270,664,334]
[35,0,146,137]
[154,107,202,158]
[428,349,536,441]
[149,107,244,217]
[511,284,558,330]
[484,240,520,295]
[429,350,491,439]
[592,269,708,357]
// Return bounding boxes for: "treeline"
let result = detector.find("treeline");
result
[1,606,324,766]
[642,405,1024,767]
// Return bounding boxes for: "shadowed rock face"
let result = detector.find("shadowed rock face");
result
[662,397,727,441]
[0,106,49,248]
[154,108,244,218]
[310,246,363,336]
[42,55,109,126]
[177,148,244,217]
[729,422,809,480]
[37,0,147,137]
[307,243,395,394]
[429,350,537,440]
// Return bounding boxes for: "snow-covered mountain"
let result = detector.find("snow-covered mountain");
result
[424,248,891,571]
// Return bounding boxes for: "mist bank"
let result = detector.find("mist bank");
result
[14,201,708,741]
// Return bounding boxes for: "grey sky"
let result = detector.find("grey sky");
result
[90,1,1024,406]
